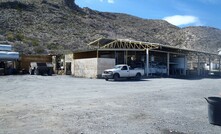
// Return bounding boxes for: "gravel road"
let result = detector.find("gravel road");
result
[0,75,221,134]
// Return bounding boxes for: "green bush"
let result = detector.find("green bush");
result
[34,46,45,54]
[47,43,59,50]
[6,32,15,41]
[16,33,25,41]
[31,39,39,46]
[22,37,40,47]
[30,38,40,46]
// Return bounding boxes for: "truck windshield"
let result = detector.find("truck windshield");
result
[113,65,123,69]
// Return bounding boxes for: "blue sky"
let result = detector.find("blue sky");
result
[75,0,221,29]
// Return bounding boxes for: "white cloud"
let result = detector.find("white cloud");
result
[98,0,115,4]
[107,0,115,3]
[163,15,202,26]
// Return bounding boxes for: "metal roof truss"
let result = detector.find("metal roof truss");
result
[100,40,158,50]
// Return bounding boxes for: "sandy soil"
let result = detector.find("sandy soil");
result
[0,75,221,134]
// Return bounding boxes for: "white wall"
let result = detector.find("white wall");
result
[72,60,75,75]
[97,58,115,76]
[72,58,115,78]
[74,58,98,78]
[65,54,73,62]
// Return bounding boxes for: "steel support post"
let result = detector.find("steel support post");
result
[167,53,170,76]
[197,55,200,76]
[146,49,149,77]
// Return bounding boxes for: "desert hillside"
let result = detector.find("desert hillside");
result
[0,0,221,54]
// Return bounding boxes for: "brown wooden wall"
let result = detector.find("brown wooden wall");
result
[74,51,97,59]
[20,55,52,71]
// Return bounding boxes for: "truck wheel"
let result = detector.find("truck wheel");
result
[29,69,34,75]
[135,73,141,80]
[48,69,52,76]
[34,69,39,75]
[113,73,119,81]
[105,78,109,81]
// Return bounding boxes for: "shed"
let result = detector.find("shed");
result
[66,38,221,78]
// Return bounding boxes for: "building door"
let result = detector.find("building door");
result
[65,62,71,75]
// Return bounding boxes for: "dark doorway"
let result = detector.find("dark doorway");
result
[116,51,125,64]
[66,62,71,75]
[0,61,5,75]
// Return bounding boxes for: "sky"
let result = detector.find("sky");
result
[75,0,221,29]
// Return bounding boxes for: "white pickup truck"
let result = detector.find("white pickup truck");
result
[102,64,145,81]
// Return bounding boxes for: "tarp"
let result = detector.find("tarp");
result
[0,51,19,60]
[0,45,12,51]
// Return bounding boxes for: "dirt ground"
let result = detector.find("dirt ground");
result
[0,75,221,134]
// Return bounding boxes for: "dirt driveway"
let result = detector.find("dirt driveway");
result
[0,75,221,134]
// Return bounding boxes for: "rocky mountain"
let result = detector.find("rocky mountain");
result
[0,0,221,54]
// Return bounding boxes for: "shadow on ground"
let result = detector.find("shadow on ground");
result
[106,78,150,82]
[146,75,221,80]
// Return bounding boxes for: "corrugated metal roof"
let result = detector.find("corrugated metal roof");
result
[0,44,12,51]
[0,51,19,61]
